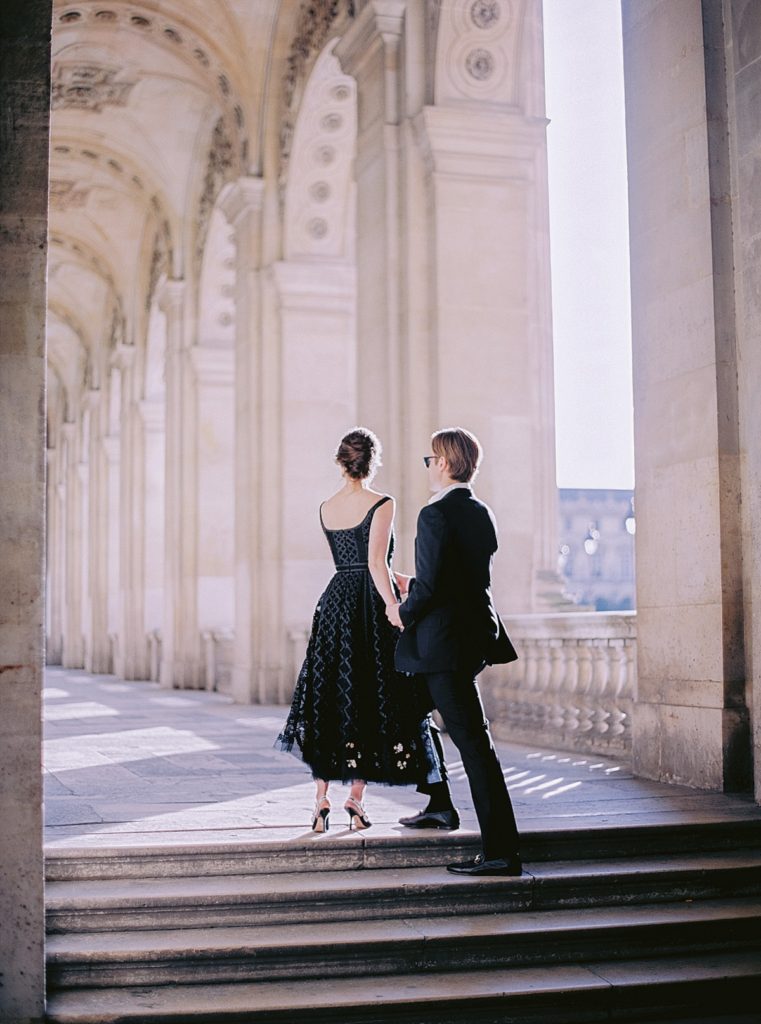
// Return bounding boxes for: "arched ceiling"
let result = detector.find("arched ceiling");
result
[48,0,355,416]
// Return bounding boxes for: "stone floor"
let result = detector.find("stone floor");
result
[43,667,761,852]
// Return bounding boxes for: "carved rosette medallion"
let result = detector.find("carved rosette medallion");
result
[280,0,356,185]
[283,42,357,259]
[471,0,500,29]
[436,0,514,102]
[465,48,494,80]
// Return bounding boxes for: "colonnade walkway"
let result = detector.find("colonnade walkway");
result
[44,666,760,852]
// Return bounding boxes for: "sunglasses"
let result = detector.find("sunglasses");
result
[423,455,439,468]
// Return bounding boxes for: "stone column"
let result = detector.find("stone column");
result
[61,420,84,667]
[708,0,761,800]
[338,1,563,607]
[138,399,165,669]
[46,443,65,665]
[622,0,750,790]
[271,260,357,699]
[0,0,50,1017]
[219,177,268,703]
[113,343,146,679]
[335,1,406,510]
[77,415,91,671]
[416,103,561,613]
[159,279,200,688]
[85,389,111,674]
[189,347,235,662]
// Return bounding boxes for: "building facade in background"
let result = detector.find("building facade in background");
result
[559,488,635,611]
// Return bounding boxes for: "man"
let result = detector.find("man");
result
[386,427,521,876]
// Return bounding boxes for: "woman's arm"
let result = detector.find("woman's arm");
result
[367,498,398,608]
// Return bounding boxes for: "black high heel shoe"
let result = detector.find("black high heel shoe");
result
[344,796,371,830]
[312,797,330,833]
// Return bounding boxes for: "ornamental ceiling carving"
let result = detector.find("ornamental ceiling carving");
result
[52,63,137,111]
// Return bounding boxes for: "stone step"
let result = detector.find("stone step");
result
[46,897,761,990]
[45,849,761,934]
[44,950,761,1023]
[44,814,761,881]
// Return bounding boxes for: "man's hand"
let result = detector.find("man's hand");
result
[393,571,411,597]
[386,601,404,630]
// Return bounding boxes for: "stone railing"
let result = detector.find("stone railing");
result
[481,611,637,757]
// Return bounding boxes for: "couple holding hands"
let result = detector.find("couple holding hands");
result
[276,426,521,876]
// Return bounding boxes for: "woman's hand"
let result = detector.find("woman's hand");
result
[393,571,411,597]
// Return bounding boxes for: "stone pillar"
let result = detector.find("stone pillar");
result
[138,399,165,668]
[272,260,357,699]
[159,279,200,688]
[623,0,750,790]
[219,177,268,703]
[335,2,406,513]
[113,343,147,679]
[85,390,111,674]
[0,0,50,1018]
[46,444,65,665]
[714,0,761,801]
[416,103,561,613]
[61,421,84,667]
[338,0,562,610]
[189,347,235,656]
[77,415,91,671]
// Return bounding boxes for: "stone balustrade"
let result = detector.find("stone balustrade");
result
[286,611,637,758]
[481,611,637,757]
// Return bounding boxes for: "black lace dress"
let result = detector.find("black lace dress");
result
[276,496,442,785]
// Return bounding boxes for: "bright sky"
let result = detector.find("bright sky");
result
[543,0,634,489]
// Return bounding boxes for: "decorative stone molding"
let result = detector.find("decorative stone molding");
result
[481,612,637,756]
[217,175,265,228]
[188,346,234,387]
[434,0,524,107]
[137,399,164,433]
[49,178,91,210]
[280,0,356,187]
[271,259,356,314]
[414,103,546,180]
[194,118,242,277]
[51,62,136,111]
[283,42,357,260]
[156,277,185,316]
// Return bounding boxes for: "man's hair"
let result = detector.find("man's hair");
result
[431,427,483,482]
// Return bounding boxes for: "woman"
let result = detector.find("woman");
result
[276,427,442,832]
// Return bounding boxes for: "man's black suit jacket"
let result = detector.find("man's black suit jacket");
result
[394,487,517,675]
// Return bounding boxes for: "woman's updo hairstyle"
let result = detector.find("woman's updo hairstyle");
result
[335,427,382,481]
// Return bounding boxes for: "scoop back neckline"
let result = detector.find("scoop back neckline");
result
[320,494,390,533]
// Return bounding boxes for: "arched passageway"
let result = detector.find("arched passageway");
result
[2,1,761,1019]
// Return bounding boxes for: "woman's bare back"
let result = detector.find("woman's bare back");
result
[320,487,388,531]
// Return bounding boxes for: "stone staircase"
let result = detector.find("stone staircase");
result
[45,818,761,1023]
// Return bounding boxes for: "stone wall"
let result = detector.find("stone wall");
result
[0,2,51,1020]
[622,0,751,791]
[724,0,761,802]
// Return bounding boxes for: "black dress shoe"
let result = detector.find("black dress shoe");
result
[398,808,460,830]
[446,853,522,876]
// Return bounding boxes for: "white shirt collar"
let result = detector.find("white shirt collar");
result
[428,482,472,505]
